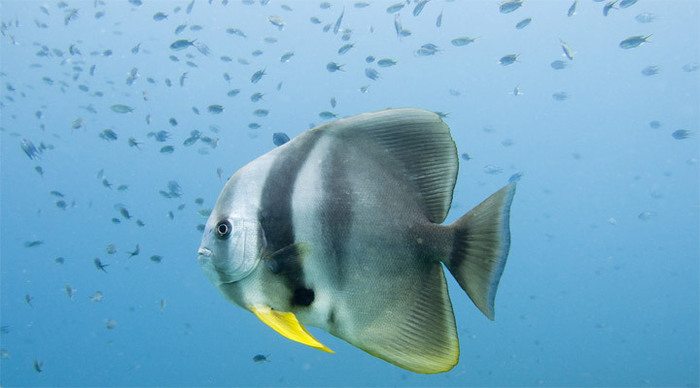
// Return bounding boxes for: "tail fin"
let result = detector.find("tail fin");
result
[444,183,516,320]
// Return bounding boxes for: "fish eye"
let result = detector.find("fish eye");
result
[215,220,232,239]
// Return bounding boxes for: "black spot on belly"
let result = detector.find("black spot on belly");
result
[291,288,315,307]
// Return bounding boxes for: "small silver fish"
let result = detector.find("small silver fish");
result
[170,39,195,51]
[603,1,617,16]
[268,15,285,30]
[128,244,140,257]
[90,291,104,302]
[560,39,575,60]
[280,51,294,63]
[619,35,651,49]
[515,17,531,29]
[451,36,478,47]
[111,104,134,114]
[252,354,269,363]
[499,0,522,14]
[337,43,354,55]
[65,284,75,299]
[499,54,519,65]
[377,58,397,67]
[326,62,344,72]
[94,258,109,272]
[251,69,266,84]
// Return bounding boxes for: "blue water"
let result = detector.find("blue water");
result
[1,0,698,386]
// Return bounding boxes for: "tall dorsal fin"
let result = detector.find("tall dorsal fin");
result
[319,108,458,223]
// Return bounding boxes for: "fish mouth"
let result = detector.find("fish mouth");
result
[197,247,239,286]
[197,247,212,257]
[196,246,214,269]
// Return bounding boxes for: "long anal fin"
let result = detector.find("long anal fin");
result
[339,264,459,374]
[250,305,334,353]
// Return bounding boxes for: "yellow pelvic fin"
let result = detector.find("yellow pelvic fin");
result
[250,305,334,353]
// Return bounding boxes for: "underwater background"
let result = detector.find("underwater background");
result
[1,0,698,386]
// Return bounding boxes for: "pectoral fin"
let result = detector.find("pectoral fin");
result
[250,305,333,353]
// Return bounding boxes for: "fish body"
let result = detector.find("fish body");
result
[641,65,659,76]
[560,39,575,60]
[99,128,118,141]
[413,0,429,17]
[416,43,439,56]
[551,60,567,70]
[94,258,109,272]
[24,240,43,248]
[386,2,404,13]
[672,129,692,140]
[552,91,568,101]
[251,69,266,84]
[619,35,651,49]
[394,14,402,37]
[268,16,285,30]
[273,132,290,146]
[567,1,577,16]
[318,111,337,119]
[111,104,134,113]
[21,139,41,160]
[338,43,354,55]
[603,1,617,16]
[280,51,294,62]
[499,54,519,65]
[128,244,140,257]
[65,284,75,299]
[377,58,397,67]
[635,12,655,23]
[129,137,142,149]
[364,67,380,80]
[326,62,344,72]
[515,18,531,29]
[170,39,195,51]
[499,0,522,14]
[333,9,344,34]
[198,109,516,374]
[208,105,224,114]
[90,291,104,302]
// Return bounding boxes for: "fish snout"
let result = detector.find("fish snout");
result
[198,247,212,256]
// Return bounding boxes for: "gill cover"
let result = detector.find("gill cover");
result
[201,218,263,285]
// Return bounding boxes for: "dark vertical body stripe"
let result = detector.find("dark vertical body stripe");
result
[258,130,323,307]
[319,142,352,286]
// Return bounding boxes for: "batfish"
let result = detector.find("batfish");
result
[198,108,516,373]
